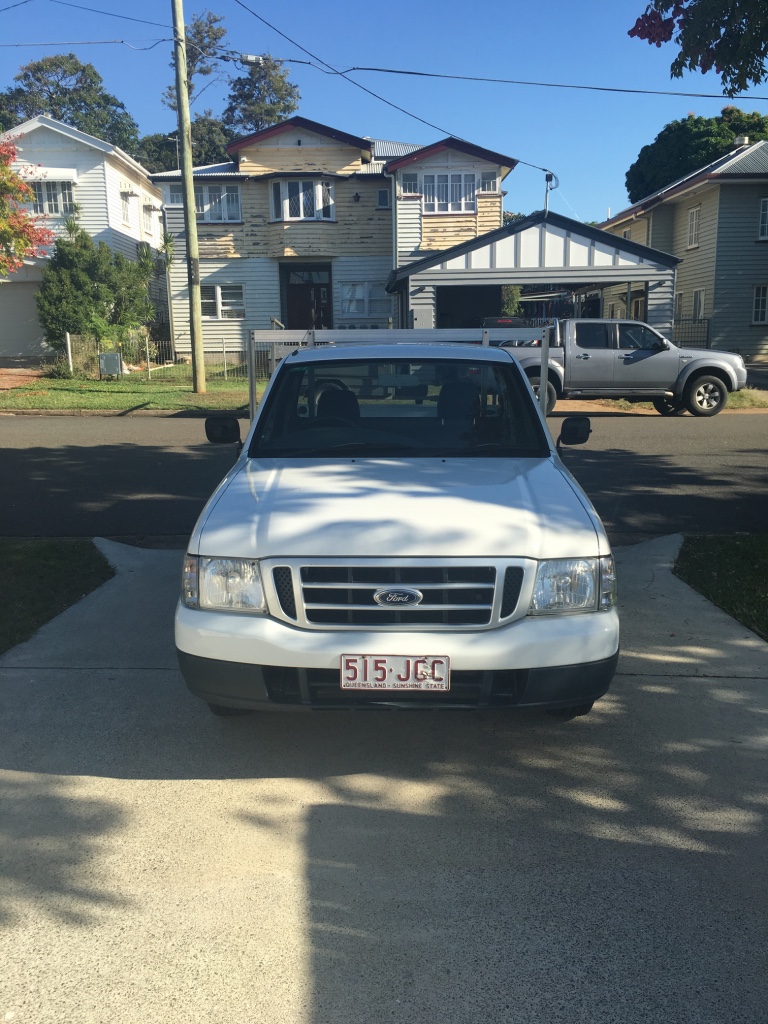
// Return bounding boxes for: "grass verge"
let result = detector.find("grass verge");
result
[674,535,768,641]
[0,376,259,412]
[0,540,115,655]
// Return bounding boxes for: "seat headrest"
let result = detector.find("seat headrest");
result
[316,388,360,420]
[437,380,480,419]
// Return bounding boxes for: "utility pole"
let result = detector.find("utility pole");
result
[171,0,206,393]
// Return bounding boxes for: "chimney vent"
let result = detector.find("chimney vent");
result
[734,136,749,146]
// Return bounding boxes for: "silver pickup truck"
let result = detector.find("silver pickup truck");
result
[507,319,747,416]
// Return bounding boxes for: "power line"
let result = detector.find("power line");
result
[0,0,33,11]
[0,38,170,49]
[338,64,768,103]
[46,0,171,29]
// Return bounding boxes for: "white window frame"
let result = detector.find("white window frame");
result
[674,291,683,320]
[480,171,498,193]
[142,202,155,235]
[759,198,768,241]
[168,184,183,205]
[401,173,419,195]
[121,192,131,226]
[340,281,393,320]
[29,180,76,217]
[200,284,245,320]
[423,172,476,214]
[687,206,700,248]
[194,184,241,223]
[692,288,705,320]
[270,179,335,222]
[753,285,768,324]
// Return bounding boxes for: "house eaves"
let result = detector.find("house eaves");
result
[385,137,518,174]
[601,140,768,229]
[149,162,248,183]
[226,116,372,160]
[2,113,155,183]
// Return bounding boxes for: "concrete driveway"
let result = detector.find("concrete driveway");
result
[1,537,766,1023]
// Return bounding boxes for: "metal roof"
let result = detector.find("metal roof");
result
[149,162,246,181]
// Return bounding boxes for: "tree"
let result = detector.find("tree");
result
[0,139,54,275]
[163,10,228,111]
[36,222,154,347]
[223,57,300,136]
[0,54,139,153]
[625,106,768,202]
[628,1,768,96]
[137,114,233,173]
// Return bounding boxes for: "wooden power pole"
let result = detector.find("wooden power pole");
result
[171,0,206,393]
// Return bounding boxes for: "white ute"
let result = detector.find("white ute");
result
[176,340,619,718]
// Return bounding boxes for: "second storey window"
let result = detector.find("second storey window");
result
[759,198,768,240]
[194,184,241,222]
[688,206,700,247]
[30,181,75,216]
[200,284,245,319]
[692,288,705,320]
[423,173,476,213]
[401,173,419,194]
[271,180,334,221]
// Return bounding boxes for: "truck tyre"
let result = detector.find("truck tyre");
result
[528,376,557,415]
[652,397,686,416]
[684,375,728,417]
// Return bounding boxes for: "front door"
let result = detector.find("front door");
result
[615,322,680,389]
[281,265,332,329]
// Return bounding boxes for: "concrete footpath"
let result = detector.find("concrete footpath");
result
[0,536,766,1024]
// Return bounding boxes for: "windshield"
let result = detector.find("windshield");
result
[249,357,550,458]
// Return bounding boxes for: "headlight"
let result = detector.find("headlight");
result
[181,555,267,613]
[529,556,616,615]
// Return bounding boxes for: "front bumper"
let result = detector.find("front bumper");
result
[175,603,619,710]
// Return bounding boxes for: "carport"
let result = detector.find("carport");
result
[386,210,680,333]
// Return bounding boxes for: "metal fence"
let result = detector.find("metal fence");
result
[671,318,711,348]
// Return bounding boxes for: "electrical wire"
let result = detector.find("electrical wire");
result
[45,0,171,29]
[0,38,170,49]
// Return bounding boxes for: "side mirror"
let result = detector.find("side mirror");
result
[205,415,241,445]
[557,415,591,449]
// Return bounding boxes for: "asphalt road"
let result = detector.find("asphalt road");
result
[1,411,766,546]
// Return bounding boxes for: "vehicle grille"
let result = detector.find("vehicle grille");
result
[268,561,526,630]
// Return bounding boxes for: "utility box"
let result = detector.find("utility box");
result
[99,352,122,376]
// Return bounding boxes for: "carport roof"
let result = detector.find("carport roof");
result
[386,209,679,291]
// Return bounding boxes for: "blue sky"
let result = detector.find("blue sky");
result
[1,0,767,222]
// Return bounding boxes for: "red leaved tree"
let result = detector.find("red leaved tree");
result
[0,139,54,275]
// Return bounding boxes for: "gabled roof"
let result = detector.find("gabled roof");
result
[602,140,768,229]
[388,209,679,289]
[0,114,153,181]
[226,116,372,159]
[385,137,518,173]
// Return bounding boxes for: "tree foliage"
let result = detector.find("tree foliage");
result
[0,139,54,275]
[163,10,228,112]
[36,223,154,347]
[0,54,139,153]
[629,1,768,96]
[137,114,233,173]
[223,57,300,136]
[625,106,768,202]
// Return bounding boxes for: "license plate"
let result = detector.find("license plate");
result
[341,654,450,691]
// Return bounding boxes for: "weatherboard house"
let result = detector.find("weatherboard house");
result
[601,139,768,360]
[154,114,680,351]
[0,115,164,362]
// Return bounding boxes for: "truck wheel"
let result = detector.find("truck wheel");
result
[546,702,594,721]
[528,376,557,415]
[684,375,728,416]
[206,702,254,716]
[652,397,686,416]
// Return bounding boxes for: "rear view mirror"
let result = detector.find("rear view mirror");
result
[557,415,591,447]
[205,415,241,445]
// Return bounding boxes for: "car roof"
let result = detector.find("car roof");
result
[283,343,516,365]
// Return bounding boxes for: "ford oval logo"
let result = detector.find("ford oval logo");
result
[373,588,423,607]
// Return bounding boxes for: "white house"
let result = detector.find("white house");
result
[0,115,164,362]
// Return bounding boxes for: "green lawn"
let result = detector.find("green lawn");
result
[0,376,260,412]
[0,540,115,655]
[674,535,768,641]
